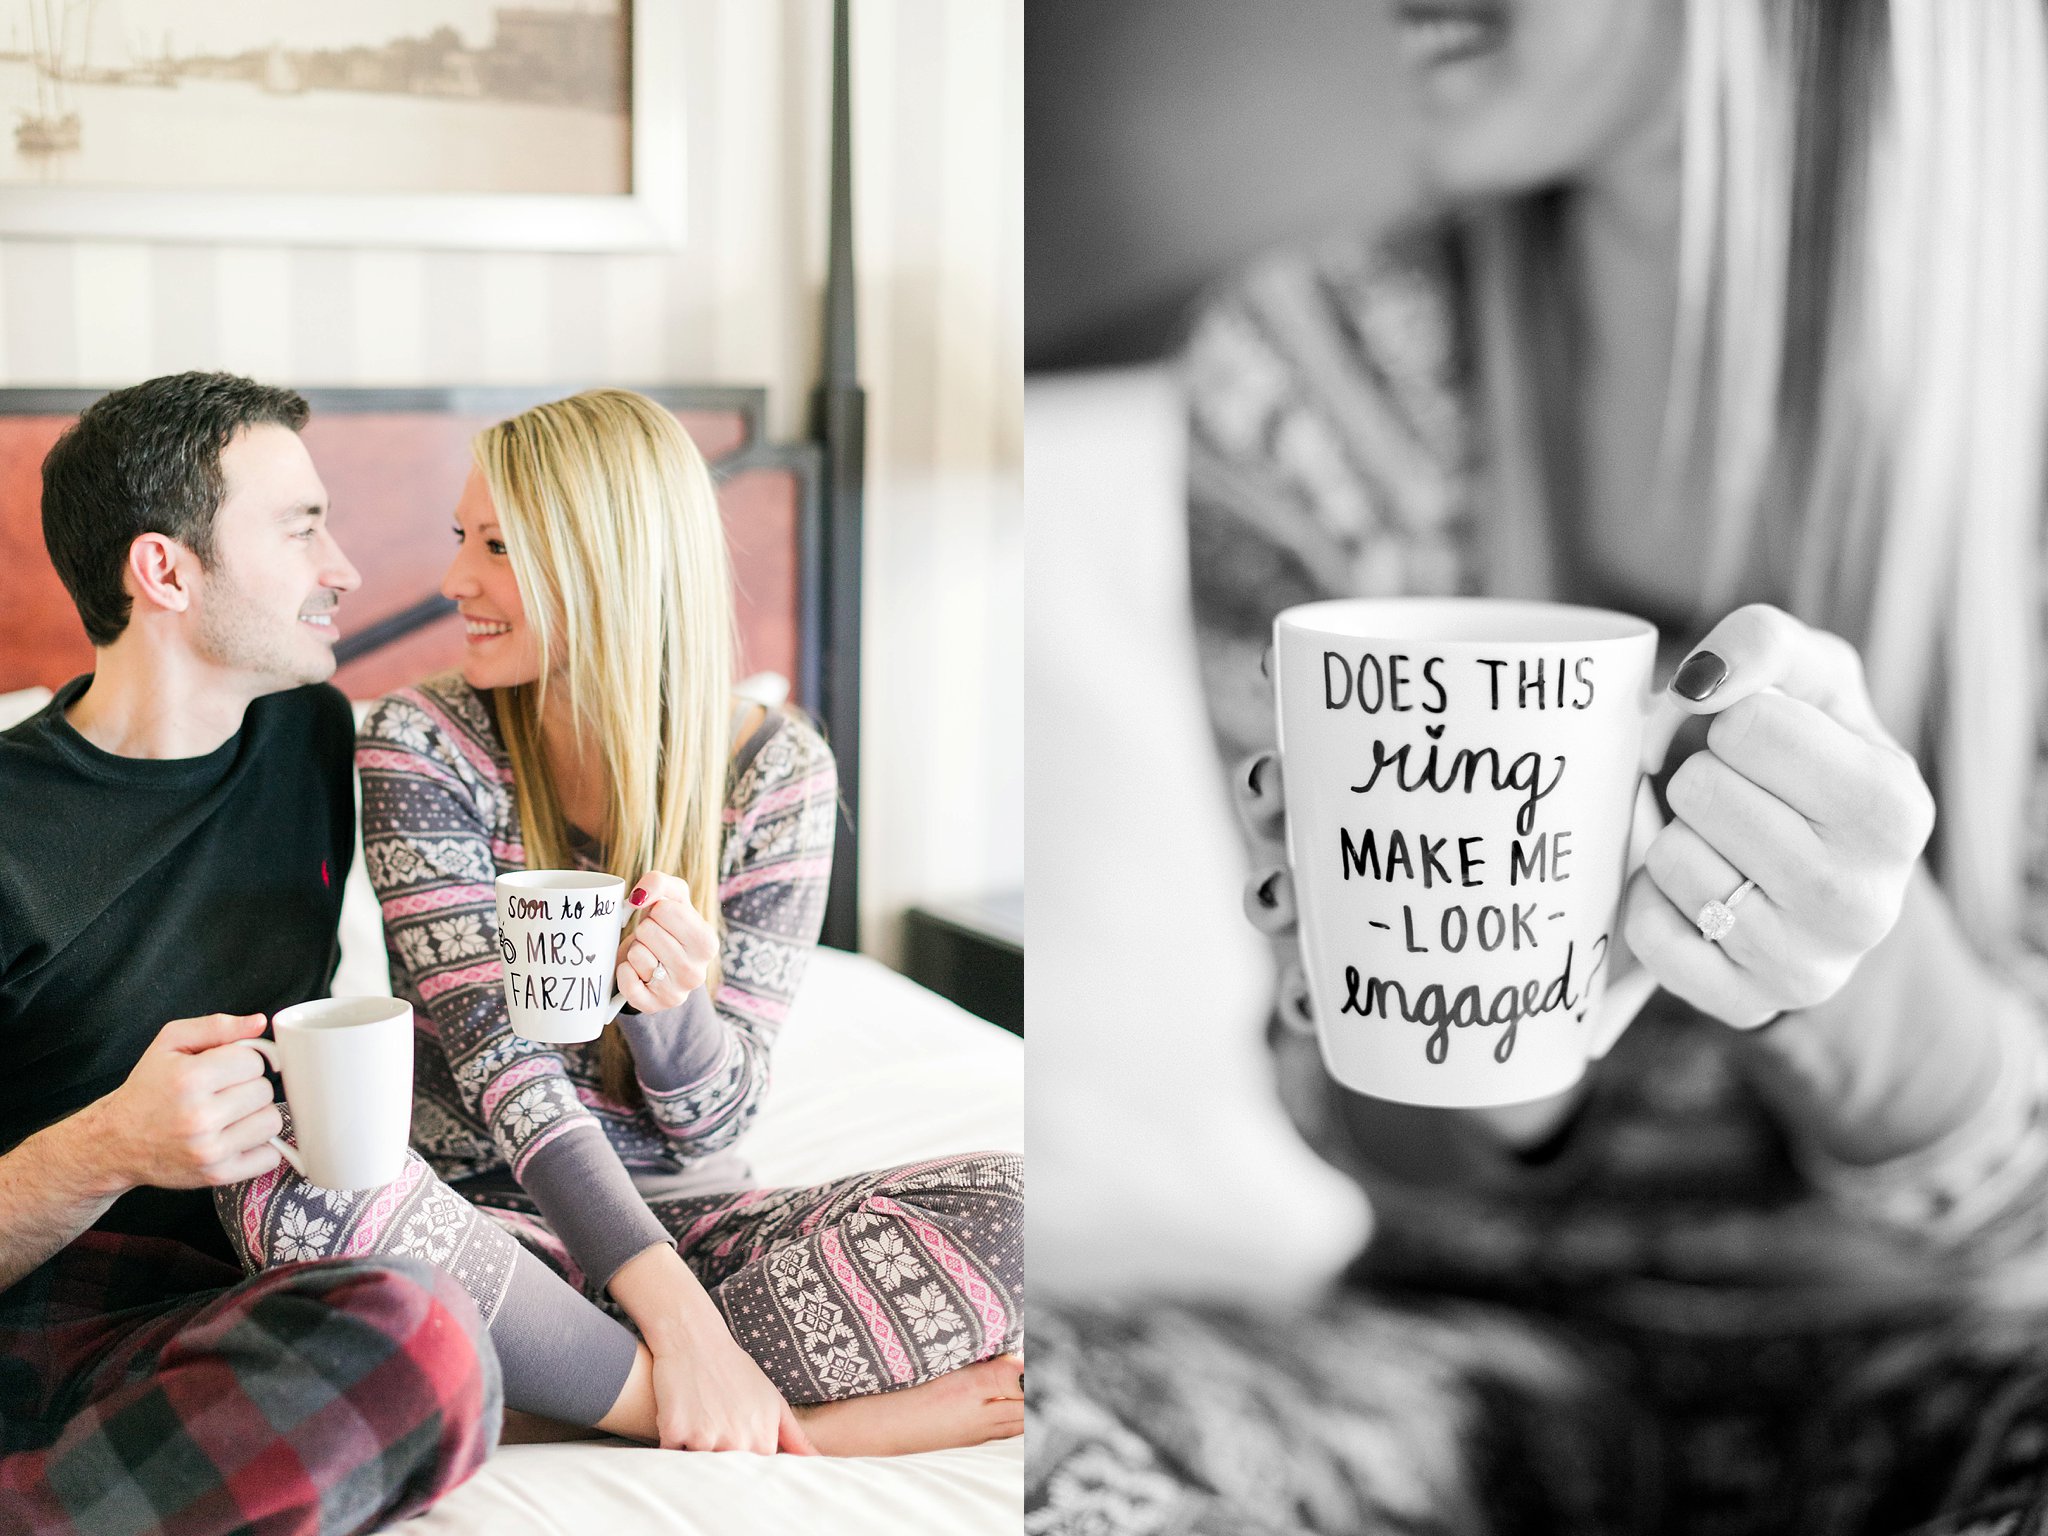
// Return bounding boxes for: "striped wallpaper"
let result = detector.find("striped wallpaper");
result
[0,0,1023,961]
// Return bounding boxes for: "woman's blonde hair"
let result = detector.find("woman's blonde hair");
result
[477,389,735,1103]
[1480,0,2048,954]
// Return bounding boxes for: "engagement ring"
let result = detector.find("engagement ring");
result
[1696,878,1757,943]
[649,961,668,984]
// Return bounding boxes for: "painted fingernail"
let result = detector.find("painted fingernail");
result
[1246,752,1271,797]
[629,887,647,906]
[1256,871,1282,908]
[1279,965,1315,1035]
[1671,650,1728,701]
[1260,645,1273,680]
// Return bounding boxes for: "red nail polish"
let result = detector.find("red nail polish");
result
[630,887,646,906]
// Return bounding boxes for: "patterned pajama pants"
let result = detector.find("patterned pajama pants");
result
[0,1232,500,1536]
[1027,1291,2048,1536]
[219,1147,1025,1415]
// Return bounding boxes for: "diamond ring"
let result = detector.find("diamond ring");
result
[649,961,668,984]
[1696,879,1757,943]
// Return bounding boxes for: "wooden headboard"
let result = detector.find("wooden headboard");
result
[0,386,857,948]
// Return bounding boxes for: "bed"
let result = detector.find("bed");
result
[0,379,1021,1532]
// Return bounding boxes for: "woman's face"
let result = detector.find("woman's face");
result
[1391,0,1684,196]
[442,468,544,691]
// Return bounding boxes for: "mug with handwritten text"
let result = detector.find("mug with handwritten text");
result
[494,870,632,1044]
[1274,598,1663,1107]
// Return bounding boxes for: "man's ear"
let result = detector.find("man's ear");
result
[126,533,195,616]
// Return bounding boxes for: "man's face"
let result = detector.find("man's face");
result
[189,424,361,690]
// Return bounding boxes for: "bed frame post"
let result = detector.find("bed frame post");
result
[812,0,865,954]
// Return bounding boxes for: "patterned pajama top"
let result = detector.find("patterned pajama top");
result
[357,673,838,1293]
[1185,220,2048,1325]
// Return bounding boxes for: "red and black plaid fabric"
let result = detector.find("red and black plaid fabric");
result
[0,1232,500,1535]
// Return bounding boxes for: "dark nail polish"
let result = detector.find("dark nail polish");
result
[1280,970,1315,1034]
[1671,650,1728,702]
[1246,753,1269,796]
[1260,645,1273,680]
[1256,871,1281,908]
[629,887,646,906]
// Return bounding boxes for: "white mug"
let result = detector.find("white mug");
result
[1274,597,1672,1108]
[252,996,414,1190]
[494,870,632,1044]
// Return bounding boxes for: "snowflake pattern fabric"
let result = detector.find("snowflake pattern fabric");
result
[214,1108,522,1332]
[218,1138,1023,1408]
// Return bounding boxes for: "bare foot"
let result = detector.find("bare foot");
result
[794,1354,1025,1457]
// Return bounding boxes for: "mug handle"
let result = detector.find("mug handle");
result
[1582,691,1693,1060]
[245,1038,308,1178]
[1585,683,1792,1059]
[598,905,657,1022]
[1583,779,1666,1060]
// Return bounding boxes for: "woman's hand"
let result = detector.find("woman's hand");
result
[1234,747,1313,1026]
[645,1320,813,1456]
[609,1243,815,1454]
[1624,604,1936,1030]
[616,870,719,1013]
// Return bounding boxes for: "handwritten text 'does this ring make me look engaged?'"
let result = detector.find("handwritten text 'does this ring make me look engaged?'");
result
[1320,649,1611,1067]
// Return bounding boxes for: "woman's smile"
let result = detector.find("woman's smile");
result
[1393,2,1509,72]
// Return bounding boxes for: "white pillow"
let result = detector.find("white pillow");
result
[1025,367,1368,1300]
[332,701,394,997]
[0,687,53,731]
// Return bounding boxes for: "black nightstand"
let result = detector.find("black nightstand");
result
[900,890,1023,1035]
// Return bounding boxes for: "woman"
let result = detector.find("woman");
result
[1030,1,2048,1532]
[222,389,1023,1457]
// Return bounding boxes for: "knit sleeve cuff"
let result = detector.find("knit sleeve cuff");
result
[1795,991,2048,1242]
[616,989,726,1093]
[516,1122,673,1293]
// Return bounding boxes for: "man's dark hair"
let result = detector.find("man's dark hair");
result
[41,371,310,645]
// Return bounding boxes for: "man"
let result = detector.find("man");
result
[0,373,499,1533]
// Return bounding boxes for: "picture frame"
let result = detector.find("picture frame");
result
[0,0,683,252]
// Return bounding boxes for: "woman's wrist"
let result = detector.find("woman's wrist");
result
[1732,863,2003,1165]
[607,1241,727,1349]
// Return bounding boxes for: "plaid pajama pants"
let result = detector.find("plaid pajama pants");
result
[0,1232,500,1536]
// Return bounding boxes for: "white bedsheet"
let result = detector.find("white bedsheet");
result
[400,946,1024,1535]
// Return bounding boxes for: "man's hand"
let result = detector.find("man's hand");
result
[0,1012,283,1293]
[89,1013,285,1190]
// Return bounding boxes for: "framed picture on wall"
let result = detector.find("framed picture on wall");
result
[0,0,682,250]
